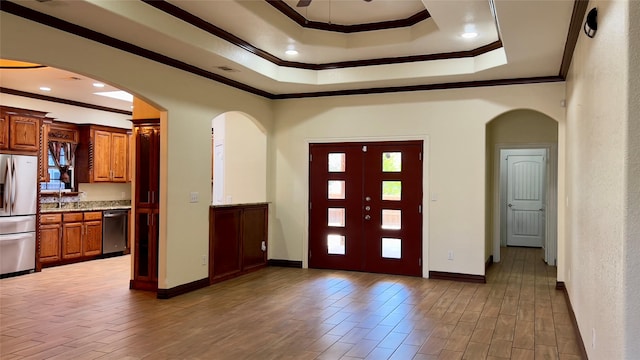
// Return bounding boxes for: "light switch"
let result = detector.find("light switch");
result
[190,192,199,203]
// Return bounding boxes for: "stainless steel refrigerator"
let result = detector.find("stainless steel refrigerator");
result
[0,154,37,277]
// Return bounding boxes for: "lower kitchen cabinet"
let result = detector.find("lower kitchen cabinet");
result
[40,213,62,263]
[83,212,103,256]
[39,211,105,267]
[209,203,268,284]
[62,213,84,259]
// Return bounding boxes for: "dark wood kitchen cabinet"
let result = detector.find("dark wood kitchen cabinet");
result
[209,203,268,284]
[131,119,160,291]
[76,125,129,183]
[0,106,44,154]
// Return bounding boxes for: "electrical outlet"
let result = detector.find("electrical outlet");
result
[120,191,126,199]
[448,251,454,260]
[190,192,199,203]
[202,255,207,265]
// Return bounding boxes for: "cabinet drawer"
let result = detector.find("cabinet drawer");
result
[84,212,102,221]
[63,212,83,222]
[41,213,62,224]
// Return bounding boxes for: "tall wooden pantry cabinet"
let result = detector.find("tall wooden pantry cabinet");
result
[130,119,160,291]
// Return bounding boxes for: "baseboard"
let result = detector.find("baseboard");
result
[267,259,303,268]
[156,278,210,299]
[558,282,588,359]
[428,271,486,284]
[485,255,494,270]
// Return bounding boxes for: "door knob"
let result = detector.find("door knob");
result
[365,196,371,202]
[539,208,544,211]
[364,206,371,211]
[508,203,512,208]
[364,215,371,220]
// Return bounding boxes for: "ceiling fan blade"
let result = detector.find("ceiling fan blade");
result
[297,0,312,7]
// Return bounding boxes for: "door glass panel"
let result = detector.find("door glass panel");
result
[382,238,401,259]
[328,180,346,199]
[328,208,345,227]
[328,153,346,172]
[381,209,401,230]
[327,234,346,255]
[382,152,402,172]
[382,181,401,201]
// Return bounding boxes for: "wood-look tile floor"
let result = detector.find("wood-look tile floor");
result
[0,247,584,360]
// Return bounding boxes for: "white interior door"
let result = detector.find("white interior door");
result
[507,154,545,247]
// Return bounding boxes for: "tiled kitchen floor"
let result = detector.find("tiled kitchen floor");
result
[0,247,584,359]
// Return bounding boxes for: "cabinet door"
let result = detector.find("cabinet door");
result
[110,132,128,182]
[62,222,83,259]
[83,220,102,256]
[0,114,8,150]
[92,130,112,182]
[134,209,153,280]
[241,206,268,271]
[39,123,50,182]
[40,223,61,263]
[9,116,40,152]
[135,127,160,207]
[211,208,242,280]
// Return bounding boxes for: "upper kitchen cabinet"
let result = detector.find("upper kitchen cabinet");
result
[40,121,79,183]
[76,125,130,183]
[0,106,45,154]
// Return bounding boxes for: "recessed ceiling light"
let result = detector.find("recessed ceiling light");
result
[93,83,105,88]
[39,86,51,91]
[94,90,133,102]
[461,32,478,39]
[285,49,298,56]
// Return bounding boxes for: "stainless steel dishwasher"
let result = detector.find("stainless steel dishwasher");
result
[102,210,128,255]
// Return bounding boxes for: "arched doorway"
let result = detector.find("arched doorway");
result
[486,109,559,265]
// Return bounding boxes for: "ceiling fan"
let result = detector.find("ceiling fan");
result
[296,0,372,7]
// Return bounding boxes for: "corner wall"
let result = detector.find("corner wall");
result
[624,0,640,355]
[564,0,630,357]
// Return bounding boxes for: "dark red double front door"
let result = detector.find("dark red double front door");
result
[309,141,423,276]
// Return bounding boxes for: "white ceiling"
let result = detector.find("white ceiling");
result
[0,0,576,107]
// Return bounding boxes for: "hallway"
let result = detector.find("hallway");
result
[0,247,584,359]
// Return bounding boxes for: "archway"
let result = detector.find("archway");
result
[486,109,559,266]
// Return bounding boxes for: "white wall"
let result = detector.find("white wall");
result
[272,83,565,276]
[212,111,267,205]
[0,12,273,289]
[625,0,640,356]
[564,0,632,357]
[78,183,131,201]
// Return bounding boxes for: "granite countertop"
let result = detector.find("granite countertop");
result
[41,200,131,213]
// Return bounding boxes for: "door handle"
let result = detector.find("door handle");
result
[365,196,371,202]
[364,215,371,220]
[3,158,10,213]
[539,208,544,211]
[11,158,16,211]
[364,206,371,211]
[508,203,512,208]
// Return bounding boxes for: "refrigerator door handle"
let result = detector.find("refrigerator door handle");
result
[11,158,17,212]
[4,157,11,213]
